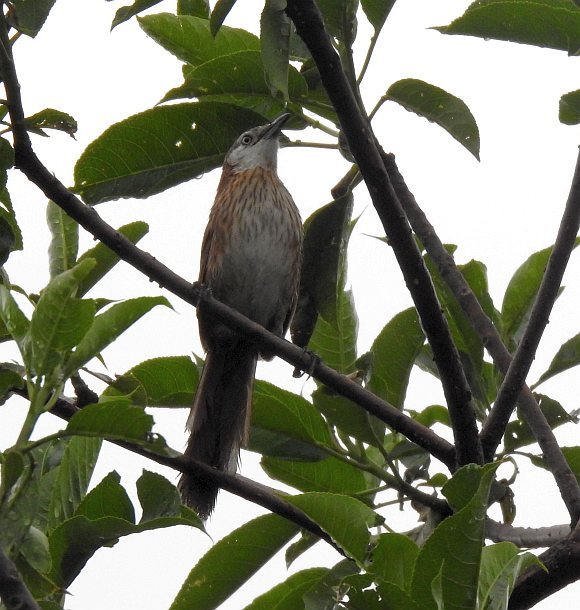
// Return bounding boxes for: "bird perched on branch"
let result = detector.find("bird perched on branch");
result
[179,114,303,519]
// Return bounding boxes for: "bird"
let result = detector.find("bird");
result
[179,113,303,519]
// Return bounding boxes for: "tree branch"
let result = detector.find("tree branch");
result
[482,150,580,457]
[28,390,345,555]
[0,547,41,610]
[509,530,580,609]
[0,11,456,471]
[286,0,483,468]
[382,152,580,524]
[486,519,570,547]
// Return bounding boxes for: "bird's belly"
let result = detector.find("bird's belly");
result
[217,234,296,330]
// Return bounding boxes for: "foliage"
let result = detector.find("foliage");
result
[1,0,580,609]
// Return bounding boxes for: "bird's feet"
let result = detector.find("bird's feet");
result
[293,349,321,378]
[192,281,212,306]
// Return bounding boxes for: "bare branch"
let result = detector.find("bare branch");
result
[382,152,580,524]
[482,150,580,457]
[486,519,570,547]
[509,530,580,609]
[286,0,483,468]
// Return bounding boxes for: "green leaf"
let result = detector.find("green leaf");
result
[306,287,359,375]
[559,89,580,125]
[0,366,24,403]
[298,194,354,328]
[411,463,499,610]
[312,387,383,447]
[0,214,15,266]
[260,0,291,99]
[137,470,181,521]
[501,240,580,343]
[369,533,419,591]
[436,0,580,56]
[177,0,210,17]
[24,109,77,138]
[12,0,57,36]
[139,13,259,65]
[63,296,170,376]
[47,436,102,531]
[66,400,154,444]
[368,308,424,408]
[20,526,51,574]
[111,0,164,29]
[361,0,397,31]
[316,0,358,48]
[49,471,203,588]
[252,380,333,448]
[385,79,480,160]
[46,201,78,278]
[103,355,198,406]
[0,285,30,347]
[288,493,378,564]
[504,394,576,452]
[0,136,15,170]
[261,455,368,494]
[73,102,268,205]
[170,514,298,610]
[210,0,238,36]
[293,194,357,360]
[163,51,308,110]
[478,542,544,610]
[243,568,329,610]
[0,187,23,258]
[534,332,580,387]
[76,221,149,296]
[28,260,96,375]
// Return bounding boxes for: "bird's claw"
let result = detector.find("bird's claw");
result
[192,281,212,306]
[293,349,320,378]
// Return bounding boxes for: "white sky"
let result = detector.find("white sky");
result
[3,0,580,608]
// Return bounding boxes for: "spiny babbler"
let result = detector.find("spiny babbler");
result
[179,114,303,519]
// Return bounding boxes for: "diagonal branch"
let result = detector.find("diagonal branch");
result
[286,0,482,468]
[0,547,41,610]
[382,152,580,524]
[27,390,344,554]
[481,151,580,456]
[0,12,456,470]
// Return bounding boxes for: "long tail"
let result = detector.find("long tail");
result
[178,343,257,519]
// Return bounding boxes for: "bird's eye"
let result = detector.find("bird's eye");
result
[240,134,253,145]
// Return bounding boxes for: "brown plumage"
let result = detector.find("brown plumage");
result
[179,114,302,519]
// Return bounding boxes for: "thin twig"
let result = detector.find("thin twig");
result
[383,151,580,524]
[482,149,580,457]
[286,0,483,468]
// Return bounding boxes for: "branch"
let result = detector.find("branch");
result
[285,0,483,468]
[486,519,570,547]
[0,547,41,610]
[509,530,580,609]
[482,150,580,456]
[0,12,456,471]
[382,152,580,524]
[35,391,345,555]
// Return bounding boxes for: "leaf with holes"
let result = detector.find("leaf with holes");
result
[73,102,267,205]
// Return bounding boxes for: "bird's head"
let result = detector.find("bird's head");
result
[224,113,290,173]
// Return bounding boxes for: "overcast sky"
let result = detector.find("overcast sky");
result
[3,1,580,608]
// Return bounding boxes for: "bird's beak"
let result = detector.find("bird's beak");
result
[261,113,291,140]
